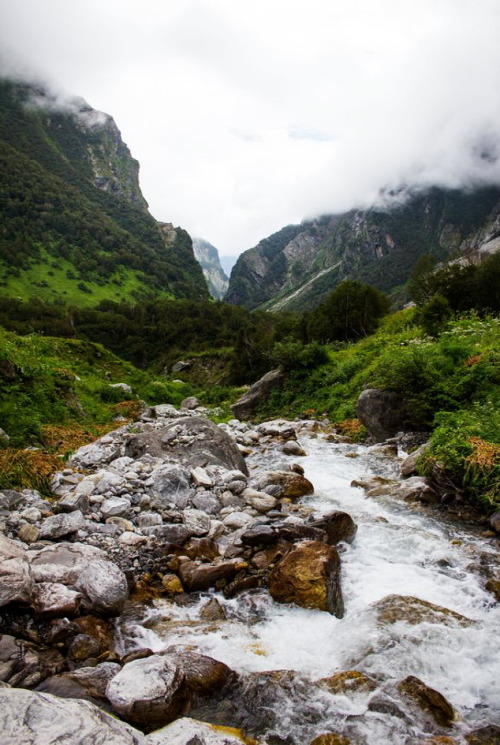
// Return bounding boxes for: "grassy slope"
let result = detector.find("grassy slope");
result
[259,309,500,509]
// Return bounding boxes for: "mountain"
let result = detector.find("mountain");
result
[192,237,229,299]
[0,77,209,306]
[225,187,500,311]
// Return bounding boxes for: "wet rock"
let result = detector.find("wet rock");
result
[485,579,500,602]
[318,670,378,695]
[309,511,357,545]
[276,523,328,544]
[106,653,187,731]
[168,650,236,699]
[400,443,429,477]
[0,634,24,682]
[39,511,85,540]
[241,524,278,547]
[147,717,256,744]
[309,735,351,745]
[282,441,306,457]
[0,533,34,607]
[251,471,314,500]
[372,594,473,627]
[179,560,245,592]
[268,541,344,617]
[64,662,121,699]
[466,725,500,744]
[231,369,285,420]
[397,477,439,504]
[356,388,409,442]
[489,513,500,534]
[398,675,455,727]
[162,573,184,595]
[67,633,102,662]
[125,417,248,476]
[0,687,145,744]
[200,597,227,621]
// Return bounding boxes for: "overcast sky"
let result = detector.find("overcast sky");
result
[1,0,500,258]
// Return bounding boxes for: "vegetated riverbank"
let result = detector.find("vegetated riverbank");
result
[0,405,499,745]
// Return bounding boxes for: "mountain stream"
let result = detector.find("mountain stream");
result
[119,433,500,744]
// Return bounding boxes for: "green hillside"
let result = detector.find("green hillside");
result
[0,77,208,305]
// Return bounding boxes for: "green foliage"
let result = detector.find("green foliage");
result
[419,403,500,509]
[415,295,452,337]
[269,341,328,371]
[307,280,391,343]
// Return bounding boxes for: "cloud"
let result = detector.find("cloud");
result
[1,0,500,254]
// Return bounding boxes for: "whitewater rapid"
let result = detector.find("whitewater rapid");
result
[124,434,500,743]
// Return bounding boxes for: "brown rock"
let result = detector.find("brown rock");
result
[372,595,473,627]
[179,560,246,591]
[200,597,227,621]
[254,471,314,500]
[398,675,455,727]
[310,511,357,545]
[17,524,40,544]
[67,633,102,662]
[162,574,184,595]
[231,369,285,420]
[310,735,351,745]
[268,541,344,617]
[466,725,500,744]
[318,670,378,695]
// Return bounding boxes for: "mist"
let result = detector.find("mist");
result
[1,0,500,254]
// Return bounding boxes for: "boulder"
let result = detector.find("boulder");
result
[125,417,248,475]
[0,688,145,745]
[181,397,201,410]
[38,511,85,540]
[32,582,82,618]
[149,464,192,510]
[356,388,408,442]
[251,471,314,499]
[400,442,429,477]
[268,541,344,617]
[147,718,254,744]
[179,560,245,591]
[397,675,455,728]
[106,654,187,731]
[372,594,473,628]
[0,533,34,607]
[29,543,128,616]
[466,725,500,744]
[309,511,357,545]
[231,369,285,420]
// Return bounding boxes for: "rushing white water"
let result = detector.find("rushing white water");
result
[125,434,500,744]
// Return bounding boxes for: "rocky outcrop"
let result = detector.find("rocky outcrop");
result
[225,187,500,312]
[231,369,285,420]
[124,416,248,476]
[192,238,229,300]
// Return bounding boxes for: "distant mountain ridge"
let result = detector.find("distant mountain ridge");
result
[225,187,500,311]
[0,77,209,306]
[192,237,229,299]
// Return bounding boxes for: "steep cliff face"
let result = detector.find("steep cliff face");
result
[225,187,500,311]
[192,238,229,299]
[0,77,209,304]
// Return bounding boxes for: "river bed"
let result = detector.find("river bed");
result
[121,433,500,744]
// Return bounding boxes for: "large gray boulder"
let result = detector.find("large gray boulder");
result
[356,388,408,442]
[231,369,285,420]
[125,417,248,476]
[0,534,34,607]
[0,688,145,745]
[29,543,128,616]
[106,654,187,731]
